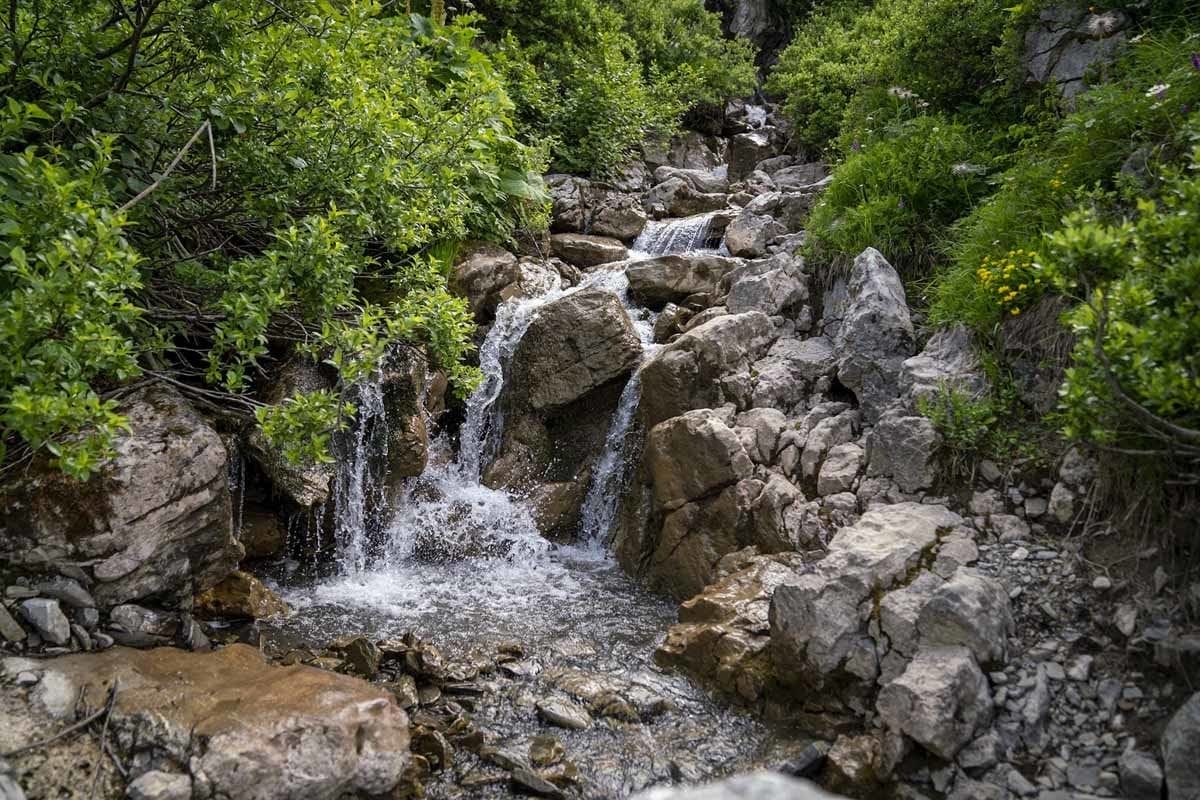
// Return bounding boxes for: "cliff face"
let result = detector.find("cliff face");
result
[704,0,795,70]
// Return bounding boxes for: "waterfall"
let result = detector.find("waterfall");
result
[332,371,390,573]
[631,211,723,256]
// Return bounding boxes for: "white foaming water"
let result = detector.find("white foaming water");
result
[631,210,722,257]
[332,372,389,574]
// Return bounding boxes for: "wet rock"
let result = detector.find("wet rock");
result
[247,360,336,509]
[832,249,915,422]
[590,191,649,242]
[549,233,628,268]
[508,286,641,412]
[724,213,786,258]
[639,311,773,427]
[876,646,992,760]
[450,242,520,319]
[627,254,742,305]
[647,485,744,599]
[631,770,841,800]
[126,771,192,800]
[536,697,592,730]
[239,510,286,560]
[0,385,240,607]
[512,767,565,798]
[1163,690,1200,800]
[771,503,962,691]
[17,599,70,646]
[343,636,381,678]
[3,644,409,799]
[543,667,673,721]
[647,410,753,511]
[750,336,836,411]
[529,735,564,768]
[866,408,940,493]
[656,554,805,703]
[194,570,288,619]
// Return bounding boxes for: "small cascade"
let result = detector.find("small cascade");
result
[631,210,723,257]
[332,370,390,573]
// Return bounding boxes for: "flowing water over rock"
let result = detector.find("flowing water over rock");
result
[632,211,726,256]
[266,225,795,797]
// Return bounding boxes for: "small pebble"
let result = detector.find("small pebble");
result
[1092,576,1112,590]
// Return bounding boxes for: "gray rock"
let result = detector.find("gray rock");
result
[0,768,26,800]
[127,770,192,800]
[800,412,857,481]
[899,325,989,409]
[647,411,753,511]
[750,337,836,411]
[35,577,95,609]
[631,770,841,800]
[508,287,641,412]
[589,191,648,242]
[1,385,240,608]
[772,163,829,191]
[644,177,728,218]
[833,249,915,422]
[917,568,1013,666]
[728,132,776,183]
[549,233,628,268]
[1048,482,1075,523]
[627,254,741,305]
[652,165,729,194]
[816,443,865,497]
[726,264,808,317]
[724,213,787,258]
[0,604,25,642]
[1118,750,1162,800]
[667,131,724,172]
[1024,5,1129,99]
[734,408,787,465]
[957,729,1003,771]
[1163,691,1200,800]
[876,646,992,760]
[109,604,178,646]
[536,697,592,730]
[511,767,565,799]
[866,408,940,493]
[450,241,520,319]
[17,598,70,645]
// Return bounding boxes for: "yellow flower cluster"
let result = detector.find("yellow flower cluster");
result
[1049,162,1070,191]
[976,248,1045,316]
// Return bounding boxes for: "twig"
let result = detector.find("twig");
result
[89,678,120,800]
[0,706,109,758]
[118,120,215,212]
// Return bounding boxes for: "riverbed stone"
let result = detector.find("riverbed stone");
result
[536,697,592,730]
[640,311,773,427]
[876,646,992,760]
[627,254,741,305]
[2,644,409,799]
[724,213,786,258]
[833,248,915,422]
[194,570,289,620]
[0,385,239,608]
[508,287,641,412]
[450,241,520,319]
[17,598,70,646]
[549,233,628,268]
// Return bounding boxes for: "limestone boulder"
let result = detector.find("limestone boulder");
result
[645,177,728,219]
[816,443,865,497]
[772,163,829,191]
[724,213,787,258]
[667,131,725,171]
[750,336,836,411]
[1024,5,1129,99]
[450,241,520,320]
[627,254,742,306]
[549,233,628,268]
[652,166,729,195]
[546,174,589,232]
[590,191,648,242]
[508,287,641,412]
[2,644,410,800]
[646,410,753,512]
[725,260,809,317]
[899,325,989,409]
[916,569,1013,667]
[0,385,240,608]
[833,248,915,422]
[876,646,992,760]
[866,407,941,493]
[639,312,773,427]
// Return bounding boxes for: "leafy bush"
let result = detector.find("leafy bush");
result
[804,115,990,272]
[1047,152,1200,459]
[767,0,1009,151]
[0,3,543,476]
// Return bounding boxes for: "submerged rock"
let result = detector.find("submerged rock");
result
[2,644,410,799]
[0,385,240,608]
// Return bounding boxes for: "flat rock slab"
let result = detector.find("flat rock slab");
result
[3,644,409,800]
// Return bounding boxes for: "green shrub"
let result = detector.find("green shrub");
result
[804,115,991,273]
[767,0,1009,151]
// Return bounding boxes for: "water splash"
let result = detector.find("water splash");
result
[332,372,389,573]
[631,211,723,257]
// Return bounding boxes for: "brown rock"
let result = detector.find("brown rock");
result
[194,571,289,619]
[240,510,286,560]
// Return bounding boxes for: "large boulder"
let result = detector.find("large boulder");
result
[644,177,728,219]
[667,131,725,171]
[770,503,962,691]
[546,175,647,242]
[724,212,787,258]
[1163,691,1200,800]
[590,191,648,242]
[750,336,836,411]
[866,407,941,493]
[728,132,776,183]
[550,233,628,268]
[508,287,641,412]
[740,191,819,232]
[899,325,989,409]
[546,174,589,232]
[653,166,729,194]
[2,644,410,799]
[627,254,741,306]
[834,249,915,422]
[772,163,829,191]
[725,259,809,317]
[647,410,754,512]
[916,569,1013,667]
[450,241,520,320]
[0,385,240,608]
[876,645,992,760]
[655,554,808,704]
[1023,5,1129,99]
[639,312,773,427]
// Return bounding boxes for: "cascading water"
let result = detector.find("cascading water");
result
[631,210,724,256]
[331,369,390,574]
